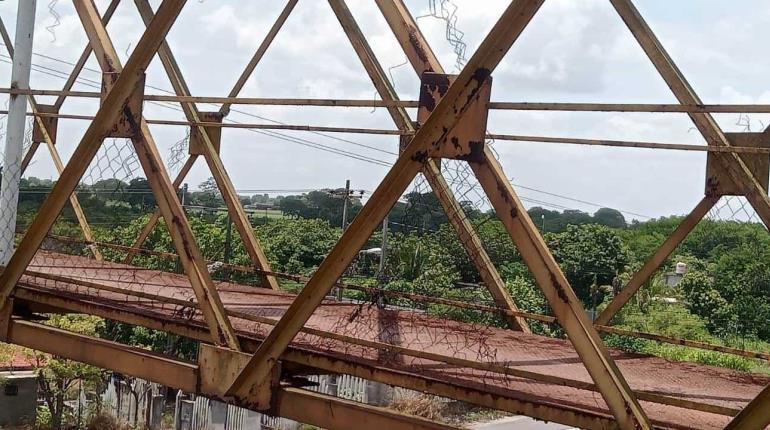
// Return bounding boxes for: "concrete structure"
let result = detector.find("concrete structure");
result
[0,369,38,427]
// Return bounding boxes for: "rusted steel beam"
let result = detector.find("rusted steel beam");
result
[490,133,770,155]
[133,0,279,290]
[725,383,770,430]
[199,345,462,430]
[327,0,529,332]
[72,0,240,350]
[610,0,770,228]
[0,298,12,341]
[377,1,649,427]
[2,88,420,108]
[0,0,188,312]
[26,227,770,364]
[282,350,618,430]
[12,87,770,114]
[17,282,725,428]
[218,0,299,117]
[225,0,545,404]
[8,318,458,430]
[490,102,770,113]
[0,17,103,261]
[276,387,462,430]
[595,196,717,325]
[125,0,295,266]
[12,105,770,155]
[53,0,121,110]
[7,319,199,392]
[375,0,440,76]
[13,270,737,418]
[12,286,621,428]
[123,155,198,264]
[469,149,651,429]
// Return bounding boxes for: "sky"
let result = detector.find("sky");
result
[1,0,770,222]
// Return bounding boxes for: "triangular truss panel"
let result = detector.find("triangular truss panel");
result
[1,1,770,430]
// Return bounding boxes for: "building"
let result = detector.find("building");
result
[0,351,38,427]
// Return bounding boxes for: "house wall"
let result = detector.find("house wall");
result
[0,371,38,427]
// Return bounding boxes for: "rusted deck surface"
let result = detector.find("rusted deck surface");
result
[14,251,770,429]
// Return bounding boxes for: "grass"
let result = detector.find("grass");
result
[251,209,284,220]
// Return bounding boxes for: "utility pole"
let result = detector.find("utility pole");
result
[378,215,388,279]
[341,179,350,230]
[223,214,233,280]
[0,1,37,265]
[174,183,189,274]
[180,183,189,206]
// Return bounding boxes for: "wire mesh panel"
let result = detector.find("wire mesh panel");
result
[0,117,34,263]
[707,195,761,224]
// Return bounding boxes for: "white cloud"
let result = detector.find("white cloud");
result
[2,1,770,218]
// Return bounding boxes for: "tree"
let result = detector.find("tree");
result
[124,178,154,210]
[33,315,106,430]
[256,218,341,274]
[548,224,629,306]
[593,208,626,228]
[277,190,362,227]
[189,177,224,207]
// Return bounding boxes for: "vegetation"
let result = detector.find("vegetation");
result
[6,175,770,428]
[0,316,106,430]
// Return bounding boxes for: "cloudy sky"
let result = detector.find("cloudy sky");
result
[1,0,770,222]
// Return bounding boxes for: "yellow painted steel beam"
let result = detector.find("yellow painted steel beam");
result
[8,319,199,392]
[7,319,461,430]
[123,155,198,264]
[470,149,651,429]
[610,0,770,228]
[724,383,770,430]
[218,0,299,117]
[225,0,545,403]
[0,0,188,312]
[72,0,240,350]
[8,286,620,429]
[595,196,717,325]
[376,1,651,428]
[327,0,529,331]
[133,0,280,290]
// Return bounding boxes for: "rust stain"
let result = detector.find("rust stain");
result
[550,273,570,304]
[456,140,485,163]
[419,86,438,113]
[407,27,431,69]
[411,150,429,164]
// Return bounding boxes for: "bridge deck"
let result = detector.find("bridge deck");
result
[12,251,770,429]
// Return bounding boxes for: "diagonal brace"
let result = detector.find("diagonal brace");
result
[134,0,279,290]
[0,18,103,261]
[71,0,241,349]
[123,0,297,268]
[327,0,529,331]
[0,0,187,312]
[224,0,545,406]
[595,195,717,325]
[376,1,650,427]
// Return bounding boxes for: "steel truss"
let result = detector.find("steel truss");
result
[0,1,769,429]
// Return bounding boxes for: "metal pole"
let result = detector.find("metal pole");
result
[174,184,188,274]
[223,215,233,280]
[341,179,350,230]
[180,183,188,206]
[378,215,388,278]
[0,0,36,265]
[335,179,351,301]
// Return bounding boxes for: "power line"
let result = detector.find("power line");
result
[0,47,650,219]
[0,50,397,166]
